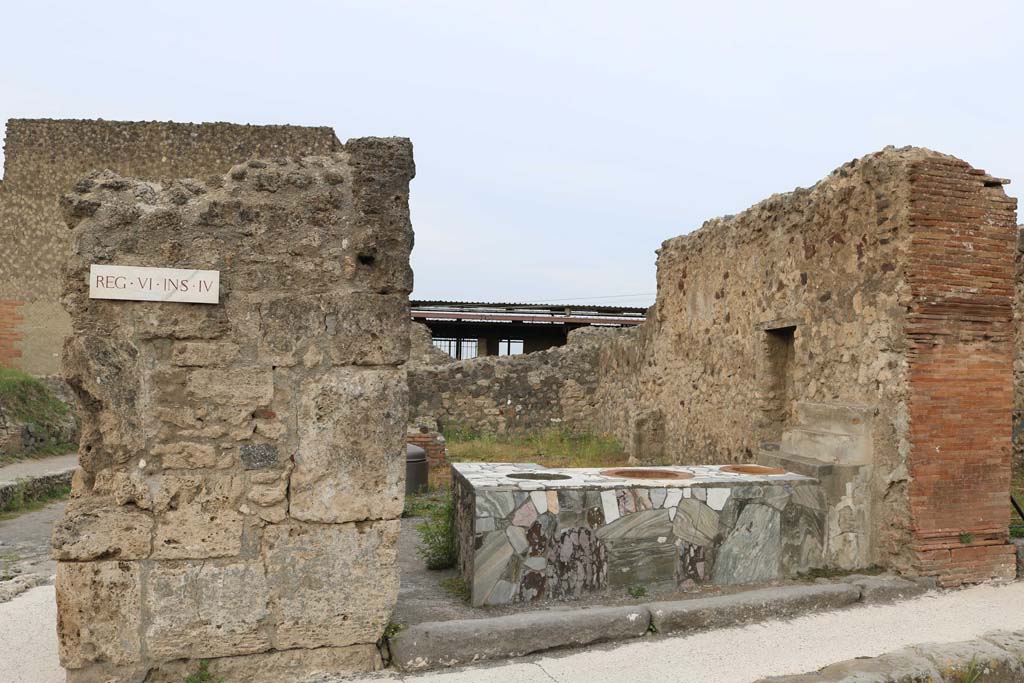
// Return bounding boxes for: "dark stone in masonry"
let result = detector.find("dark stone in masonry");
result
[240,443,279,469]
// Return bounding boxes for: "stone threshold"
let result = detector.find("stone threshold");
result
[387,575,927,672]
[756,629,1024,682]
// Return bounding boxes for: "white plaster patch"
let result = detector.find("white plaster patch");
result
[664,489,683,508]
[530,491,548,515]
[600,490,620,523]
[683,488,692,499]
[668,507,677,521]
[657,536,667,544]
[706,488,730,511]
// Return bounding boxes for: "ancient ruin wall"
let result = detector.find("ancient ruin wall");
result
[590,147,1018,581]
[51,140,415,682]
[903,156,1018,584]
[0,118,341,374]
[408,327,625,435]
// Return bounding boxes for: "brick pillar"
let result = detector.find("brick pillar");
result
[906,155,1018,586]
[407,417,449,488]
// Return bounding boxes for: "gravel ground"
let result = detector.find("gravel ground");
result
[4,581,1024,682]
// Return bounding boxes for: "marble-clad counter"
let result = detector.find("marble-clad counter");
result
[452,463,826,606]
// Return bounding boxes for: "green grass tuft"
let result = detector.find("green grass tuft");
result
[184,661,222,683]
[439,576,471,602]
[443,425,629,469]
[416,489,456,570]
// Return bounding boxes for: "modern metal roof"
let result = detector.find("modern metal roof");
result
[410,299,648,315]
[410,300,647,327]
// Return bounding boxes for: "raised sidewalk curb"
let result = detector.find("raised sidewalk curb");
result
[0,465,76,509]
[756,629,1024,682]
[388,575,927,672]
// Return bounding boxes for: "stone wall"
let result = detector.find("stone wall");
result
[589,147,1017,584]
[408,326,626,435]
[0,118,341,374]
[51,140,415,682]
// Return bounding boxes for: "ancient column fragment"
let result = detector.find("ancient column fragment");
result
[53,138,415,682]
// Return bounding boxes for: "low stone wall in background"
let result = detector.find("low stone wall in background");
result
[408,327,627,435]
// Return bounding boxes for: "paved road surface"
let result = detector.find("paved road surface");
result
[0,454,77,482]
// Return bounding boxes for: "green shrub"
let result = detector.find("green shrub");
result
[416,490,456,570]
[184,661,222,683]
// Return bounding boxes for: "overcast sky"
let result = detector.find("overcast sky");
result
[2,1,1021,307]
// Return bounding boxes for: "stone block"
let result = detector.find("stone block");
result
[263,520,400,649]
[151,503,244,559]
[288,367,406,523]
[143,644,382,683]
[132,301,231,340]
[648,584,861,634]
[389,606,650,671]
[186,368,274,407]
[841,574,927,604]
[171,341,240,367]
[144,561,271,661]
[56,561,141,669]
[63,335,144,469]
[324,292,410,366]
[52,501,153,561]
[151,441,217,469]
[149,472,245,559]
[713,502,782,584]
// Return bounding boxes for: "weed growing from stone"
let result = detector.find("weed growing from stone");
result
[383,622,405,638]
[439,576,471,602]
[955,656,984,683]
[183,661,222,683]
[959,532,975,546]
[416,489,456,570]
[628,585,648,599]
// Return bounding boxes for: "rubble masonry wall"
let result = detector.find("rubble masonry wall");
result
[51,140,415,682]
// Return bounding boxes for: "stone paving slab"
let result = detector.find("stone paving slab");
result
[648,583,862,633]
[756,629,1024,682]
[389,604,650,671]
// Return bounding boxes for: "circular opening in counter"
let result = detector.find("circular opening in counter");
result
[506,472,573,481]
[720,464,787,475]
[599,468,694,480]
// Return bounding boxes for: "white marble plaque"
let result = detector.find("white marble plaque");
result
[88,265,220,304]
